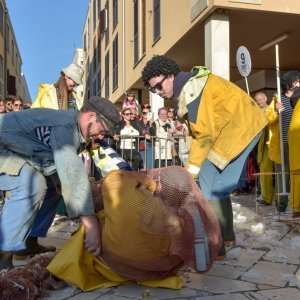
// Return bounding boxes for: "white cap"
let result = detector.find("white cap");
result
[61,63,83,85]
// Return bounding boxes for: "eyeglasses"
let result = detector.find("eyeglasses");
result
[14,104,23,107]
[124,113,133,116]
[142,111,149,115]
[148,76,167,93]
[168,109,174,113]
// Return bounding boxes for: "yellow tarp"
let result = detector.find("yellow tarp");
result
[47,226,182,291]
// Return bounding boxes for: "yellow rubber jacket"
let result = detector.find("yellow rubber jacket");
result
[31,83,83,109]
[257,100,278,164]
[267,98,281,164]
[178,71,268,173]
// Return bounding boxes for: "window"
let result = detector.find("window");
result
[112,34,118,90]
[11,41,15,65]
[93,37,97,74]
[113,0,118,29]
[0,3,4,35]
[98,0,101,17]
[6,23,10,51]
[141,0,146,54]
[105,1,109,47]
[93,0,96,30]
[97,36,101,64]
[93,77,97,96]
[16,53,19,75]
[105,51,109,98]
[153,0,160,42]
[83,32,87,51]
[0,55,3,97]
[97,68,101,96]
[133,0,139,64]
[133,0,146,65]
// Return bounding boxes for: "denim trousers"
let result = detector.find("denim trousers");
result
[140,143,154,170]
[199,133,261,201]
[0,163,61,251]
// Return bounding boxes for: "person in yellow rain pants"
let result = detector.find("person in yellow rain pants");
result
[254,92,277,205]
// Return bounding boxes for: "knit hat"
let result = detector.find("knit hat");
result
[61,63,83,85]
[84,96,121,131]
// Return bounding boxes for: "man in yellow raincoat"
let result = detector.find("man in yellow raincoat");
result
[254,91,276,205]
[142,55,268,258]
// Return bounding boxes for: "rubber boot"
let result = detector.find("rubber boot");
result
[0,251,13,271]
[209,199,228,260]
[13,236,56,260]
[224,197,236,246]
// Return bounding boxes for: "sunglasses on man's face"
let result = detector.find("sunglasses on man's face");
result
[124,113,133,116]
[148,76,167,93]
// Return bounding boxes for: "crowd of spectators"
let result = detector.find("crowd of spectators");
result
[109,91,192,171]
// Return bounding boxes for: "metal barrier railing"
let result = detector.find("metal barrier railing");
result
[101,135,189,170]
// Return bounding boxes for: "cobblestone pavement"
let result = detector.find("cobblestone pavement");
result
[14,193,300,299]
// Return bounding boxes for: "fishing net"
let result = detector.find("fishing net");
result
[93,166,221,281]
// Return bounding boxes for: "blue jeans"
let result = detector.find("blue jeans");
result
[199,133,261,201]
[140,143,154,170]
[0,163,60,251]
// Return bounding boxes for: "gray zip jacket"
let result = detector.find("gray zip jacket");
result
[0,108,94,217]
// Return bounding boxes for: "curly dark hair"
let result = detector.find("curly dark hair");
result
[281,70,300,94]
[141,55,180,86]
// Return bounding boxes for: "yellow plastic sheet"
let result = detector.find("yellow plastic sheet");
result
[47,226,182,291]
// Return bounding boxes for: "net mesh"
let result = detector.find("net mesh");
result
[92,166,221,281]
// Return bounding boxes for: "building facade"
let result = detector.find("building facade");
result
[0,0,31,103]
[82,0,300,109]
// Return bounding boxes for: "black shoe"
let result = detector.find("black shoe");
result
[0,251,13,271]
[257,199,271,206]
[292,212,300,218]
[277,206,286,213]
[216,242,226,260]
[13,237,56,260]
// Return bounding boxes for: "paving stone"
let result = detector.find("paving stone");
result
[241,260,298,287]
[205,263,245,280]
[195,294,249,300]
[185,273,257,294]
[39,236,68,250]
[221,248,265,268]
[264,246,300,265]
[97,295,133,300]
[245,287,300,300]
[67,288,113,299]
[43,286,81,299]
[46,230,73,240]
[113,283,198,299]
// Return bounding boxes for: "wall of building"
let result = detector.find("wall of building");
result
[0,0,31,102]
[83,0,300,107]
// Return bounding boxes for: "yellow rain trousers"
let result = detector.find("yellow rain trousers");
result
[288,100,300,213]
[257,129,275,204]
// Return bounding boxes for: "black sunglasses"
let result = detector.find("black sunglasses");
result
[148,76,167,93]
[124,113,133,116]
